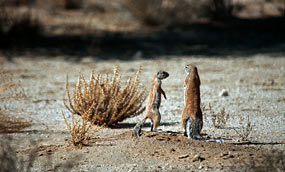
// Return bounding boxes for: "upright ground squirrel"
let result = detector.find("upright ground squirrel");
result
[133,70,169,136]
[181,64,203,140]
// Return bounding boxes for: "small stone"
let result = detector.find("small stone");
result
[198,164,203,169]
[191,154,205,162]
[267,79,274,86]
[236,79,244,84]
[47,149,52,153]
[191,154,200,162]
[178,154,189,159]
[220,153,228,157]
[219,89,229,97]
[228,154,234,158]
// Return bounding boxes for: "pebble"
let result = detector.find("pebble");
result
[219,89,229,97]
[191,154,205,162]
[220,153,228,157]
[198,164,203,169]
[178,154,189,159]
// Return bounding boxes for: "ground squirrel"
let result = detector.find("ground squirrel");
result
[133,70,169,136]
[181,64,203,140]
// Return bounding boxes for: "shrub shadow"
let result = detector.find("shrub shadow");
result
[110,122,177,129]
[232,141,284,146]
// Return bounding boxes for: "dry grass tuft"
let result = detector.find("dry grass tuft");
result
[0,69,30,133]
[62,112,102,149]
[209,103,230,128]
[126,0,193,27]
[0,113,31,133]
[202,0,235,20]
[64,65,146,126]
[200,102,206,113]
[233,115,253,141]
[0,69,26,101]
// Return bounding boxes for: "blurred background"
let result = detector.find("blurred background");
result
[0,0,284,60]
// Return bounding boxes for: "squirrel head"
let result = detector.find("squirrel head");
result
[156,70,169,80]
[185,64,198,75]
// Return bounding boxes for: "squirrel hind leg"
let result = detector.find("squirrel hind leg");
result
[185,117,202,140]
[132,118,146,137]
[150,119,154,131]
[132,125,142,136]
[185,118,194,140]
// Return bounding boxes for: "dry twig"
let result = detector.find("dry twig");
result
[209,103,229,128]
[233,115,253,141]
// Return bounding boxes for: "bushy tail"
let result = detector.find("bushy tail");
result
[132,118,147,137]
[185,117,202,140]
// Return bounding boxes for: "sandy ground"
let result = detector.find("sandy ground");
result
[1,54,285,171]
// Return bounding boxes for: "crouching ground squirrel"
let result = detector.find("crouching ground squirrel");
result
[133,70,169,136]
[181,64,203,140]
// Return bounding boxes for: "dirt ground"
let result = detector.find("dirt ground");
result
[0,1,285,171]
[0,54,284,171]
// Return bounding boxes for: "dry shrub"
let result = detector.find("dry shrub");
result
[64,65,146,126]
[233,115,253,141]
[0,0,35,6]
[209,103,230,128]
[0,114,31,133]
[126,0,193,27]
[200,102,206,112]
[201,0,243,20]
[0,1,42,44]
[64,0,83,10]
[62,112,102,149]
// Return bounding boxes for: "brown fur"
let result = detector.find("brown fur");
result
[133,70,169,136]
[181,64,203,139]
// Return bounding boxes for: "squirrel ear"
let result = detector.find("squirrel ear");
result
[163,71,169,77]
